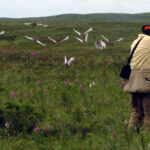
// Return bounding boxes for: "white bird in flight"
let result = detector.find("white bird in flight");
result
[73,27,93,38]
[64,56,75,67]
[48,36,69,46]
[76,33,89,44]
[24,22,48,27]
[101,35,123,46]
[25,36,46,46]
[89,82,96,88]
[0,31,5,35]
[95,40,106,49]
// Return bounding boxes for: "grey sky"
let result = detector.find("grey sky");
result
[0,0,150,18]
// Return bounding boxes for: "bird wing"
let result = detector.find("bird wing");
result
[89,82,96,87]
[64,56,67,64]
[25,36,33,41]
[60,36,69,43]
[101,35,109,42]
[37,23,48,27]
[101,40,106,48]
[84,27,93,35]
[85,33,88,43]
[0,31,5,35]
[113,37,123,43]
[36,40,46,46]
[76,37,84,43]
[48,36,57,43]
[73,29,81,35]
[68,57,74,66]
[95,42,98,48]
[24,23,32,25]
[42,24,48,27]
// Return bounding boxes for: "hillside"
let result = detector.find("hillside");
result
[0,14,150,149]
[1,13,150,25]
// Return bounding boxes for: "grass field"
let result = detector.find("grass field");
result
[0,14,150,150]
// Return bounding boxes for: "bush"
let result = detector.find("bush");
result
[3,102,44,136]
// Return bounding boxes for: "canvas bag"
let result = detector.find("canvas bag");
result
[120,38,143,79]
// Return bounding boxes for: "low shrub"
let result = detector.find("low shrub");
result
[1,102,44,136]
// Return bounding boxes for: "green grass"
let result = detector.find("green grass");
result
[0,17,149,150]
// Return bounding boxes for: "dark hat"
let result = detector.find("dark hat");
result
[142,25,150,35]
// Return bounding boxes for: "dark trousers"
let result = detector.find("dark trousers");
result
[128,93,150,132]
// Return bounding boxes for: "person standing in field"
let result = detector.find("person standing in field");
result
[124,25,150,132]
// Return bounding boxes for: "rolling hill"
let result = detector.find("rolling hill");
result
[1,13,150,25]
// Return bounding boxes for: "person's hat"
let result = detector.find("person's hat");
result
[142,25,150,35]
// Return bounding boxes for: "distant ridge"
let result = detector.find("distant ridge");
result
[1,13,150,24]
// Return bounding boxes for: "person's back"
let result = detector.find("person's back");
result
[130,34,150,70]
[124,25,150,132]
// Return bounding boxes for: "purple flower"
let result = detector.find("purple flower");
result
[109,59,113,64]
[100,78,105,83]
[11,92,15,98]
[34,126,40,132]
[53,85,57,90]
[44,125,50,132]
[37,80,41,85]
[121,80,126,86]
[67,78,70,82]
[75,79,79,83]
[32,52,36,58]
[64,79,70,85]
[43,88,47,93]
[56,75,60,79]
[24,93,28,98]
[64,81,68,85]
[79,84,83,88]
[112,131,117,138]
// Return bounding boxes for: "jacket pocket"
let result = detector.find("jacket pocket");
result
[124,71,150,93]
[143,72,150,84]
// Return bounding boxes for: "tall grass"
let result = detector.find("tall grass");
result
[0,18,149,149]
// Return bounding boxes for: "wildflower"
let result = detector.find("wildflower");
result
[34,126,40,132]
[56,75,60,79]
[112,130,117,138]
[11,92,15,98]
[75,79,79,83]
[64,79,70,85]
[100,78,105,83]
[37,80,41,85]
[32,52,36,58]
[67,78,70,83]
[43,88,47,93]
[79,84,83,88]
[121,80,126,86]
[64,81,68,85]
[24,93,28,98]
[44,125,50,133]
[109,58,113,64]
[53,85,57,90]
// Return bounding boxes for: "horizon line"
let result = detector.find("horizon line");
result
[0,12,150,19]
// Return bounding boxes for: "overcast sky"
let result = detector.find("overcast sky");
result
[1,0,150,18]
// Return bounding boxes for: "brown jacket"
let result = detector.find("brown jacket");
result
[124,34,150,93]
[130,34,150,70]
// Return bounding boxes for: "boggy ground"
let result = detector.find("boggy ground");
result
[0,20,149,150]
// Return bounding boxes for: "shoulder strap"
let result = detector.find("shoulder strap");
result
[127,37,143,64]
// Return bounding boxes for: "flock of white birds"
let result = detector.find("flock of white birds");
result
[24,22,124,50]
[0,22,124,68]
